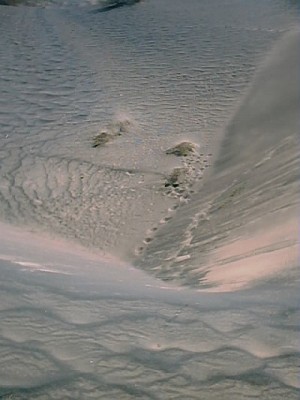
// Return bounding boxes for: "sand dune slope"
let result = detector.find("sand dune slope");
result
[136,30,300,291]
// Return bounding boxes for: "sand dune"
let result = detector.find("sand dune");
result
[0,0,299,398]
[1,0,297,261]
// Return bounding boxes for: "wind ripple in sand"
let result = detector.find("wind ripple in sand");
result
[0,2,299,398]
[0,255,299,399]
[0,0,297,260]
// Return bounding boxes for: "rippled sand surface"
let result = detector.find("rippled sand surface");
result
[0,0,299,398]
[0,225,299,399]
[1,0,298,259]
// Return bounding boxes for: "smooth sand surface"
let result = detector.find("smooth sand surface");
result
[0,220,186,295]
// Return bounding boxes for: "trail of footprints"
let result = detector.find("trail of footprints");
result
[90,121,212,257]
[135,143,212,256]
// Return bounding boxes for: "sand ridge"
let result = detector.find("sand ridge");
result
[135,29,300,291]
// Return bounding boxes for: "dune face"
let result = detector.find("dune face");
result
[0,0,299,398]
[136,29,300,290]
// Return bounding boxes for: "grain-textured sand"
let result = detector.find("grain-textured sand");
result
[1,0,297,260]
[0,0,299,398]
[0,223,299,399]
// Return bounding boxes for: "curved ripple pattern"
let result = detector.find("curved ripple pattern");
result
[0,259,299,399]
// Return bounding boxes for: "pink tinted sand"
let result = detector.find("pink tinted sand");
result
[202,217,299,292]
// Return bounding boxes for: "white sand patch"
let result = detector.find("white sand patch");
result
[0,221,181,292]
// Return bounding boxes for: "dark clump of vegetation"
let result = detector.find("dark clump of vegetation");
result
[92,118,132,148]
[165,141,195,157]
[92,131,113,148]
[91,0,142,14]
[165,168,186,188]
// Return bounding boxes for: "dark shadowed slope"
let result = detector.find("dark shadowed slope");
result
[91,0,142,13]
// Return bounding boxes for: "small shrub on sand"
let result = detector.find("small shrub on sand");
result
[166,141,195,157]
[165,168,187,188]
[92,117,132,148]
[92,131,113,148]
